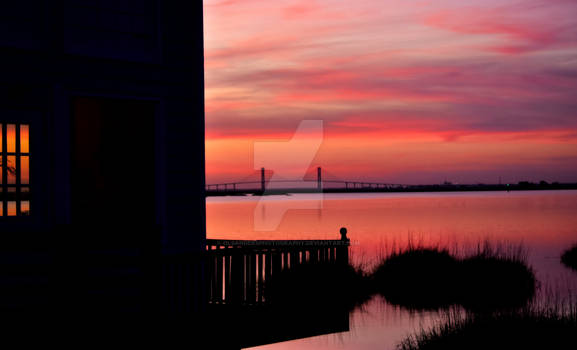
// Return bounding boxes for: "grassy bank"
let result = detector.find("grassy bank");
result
[398,305,577,350]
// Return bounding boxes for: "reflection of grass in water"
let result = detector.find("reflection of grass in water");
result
[561,244,577,271]
[371,241,536,312]
[398,303,577,350]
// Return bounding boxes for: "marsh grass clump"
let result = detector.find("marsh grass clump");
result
[265,262,373,311]
[561,244,577,271]
[372,247,460,310]
[371,241,536,311]
[398,305,577,350]
[459,245,536,311]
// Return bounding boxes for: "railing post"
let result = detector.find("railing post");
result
[290,249,299,269]
[231,248,244,305]
[273,250,282,275]
[216,246,223,303]
[310,248,318,264]
[283,250,289,270]
[338,227,350,266]
[249,252,257,304]
[209,246,217,303]
[265,249,272,286]
[258,253,265,303]
[224,247,231,303]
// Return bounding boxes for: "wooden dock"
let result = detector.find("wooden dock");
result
[205,230,350,306]
[201,228,352,348]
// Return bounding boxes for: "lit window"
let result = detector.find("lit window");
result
[0,123,30,216]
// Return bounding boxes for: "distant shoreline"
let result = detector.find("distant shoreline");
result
[205,183,577,197]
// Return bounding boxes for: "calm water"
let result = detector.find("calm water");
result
[206,190,577,350]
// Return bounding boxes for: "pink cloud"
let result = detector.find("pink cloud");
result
[424,3,577,54]
[204,0,577,182]
[283,0,320,19]
[206,33,312,60]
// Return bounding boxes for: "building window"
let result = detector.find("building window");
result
[0,123,30,216]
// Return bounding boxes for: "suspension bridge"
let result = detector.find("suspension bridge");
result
[206,167,410,196]
[205,167,573,196]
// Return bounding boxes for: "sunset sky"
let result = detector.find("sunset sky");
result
[203,0,577,185]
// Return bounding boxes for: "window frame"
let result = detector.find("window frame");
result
[1,122,30,217]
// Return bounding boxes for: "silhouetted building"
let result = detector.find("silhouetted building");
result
[0,1,205,313]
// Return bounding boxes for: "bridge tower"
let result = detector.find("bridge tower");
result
[261,167,266,192]
[317,167,322,191]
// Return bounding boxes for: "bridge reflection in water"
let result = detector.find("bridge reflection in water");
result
[202,230,351,349]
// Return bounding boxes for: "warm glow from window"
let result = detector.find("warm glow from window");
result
[20,125,29,153]
[21,156,29,184]
[1,123,30,217]
[6,124,16,153]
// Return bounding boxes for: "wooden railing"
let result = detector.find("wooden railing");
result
[205,228,350,306]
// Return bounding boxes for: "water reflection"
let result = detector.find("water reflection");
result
[207,191,577,350]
